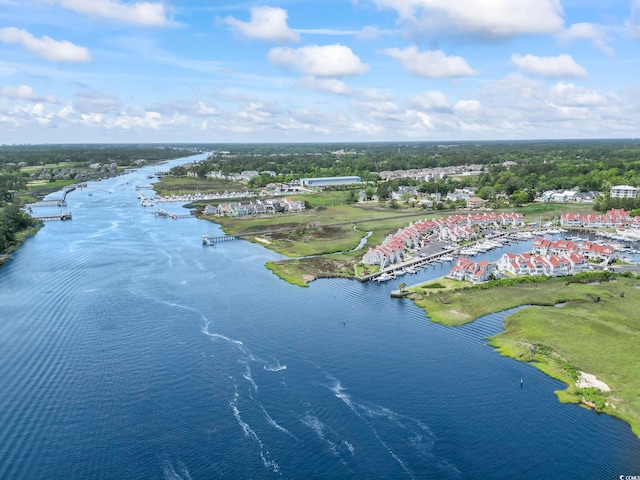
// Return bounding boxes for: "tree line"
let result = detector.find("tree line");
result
[0,205,39,255]
[167,139,640,201]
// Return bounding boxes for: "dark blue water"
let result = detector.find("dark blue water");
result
[1,154,639,479]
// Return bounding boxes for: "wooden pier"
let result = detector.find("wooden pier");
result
[202,234,238,244]
[34,212,73,222]
[153,210,195,220]
[361,247,461,283]
[27,199,67,207]
[26,185,78,208]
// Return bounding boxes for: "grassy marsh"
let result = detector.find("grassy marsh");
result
[410,274,640,438]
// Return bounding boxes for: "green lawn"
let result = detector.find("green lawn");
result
[295,190,353,207]
[507,202,596,222]
[411,274,640,438]
[21,162,82,173]
[154,176,245,195]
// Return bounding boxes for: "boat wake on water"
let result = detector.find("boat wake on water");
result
[136,294,290,473]
[162,460,193,480]
[321,372,462,480]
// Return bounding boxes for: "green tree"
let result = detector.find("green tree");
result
[509,190,529,207]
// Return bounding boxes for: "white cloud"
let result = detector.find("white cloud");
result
[356,26,383,40]
[549,82,609,107]
[370,0,564,38]
[454,98,481,114]
[0,84,58,103]
[58,105,75,119]
[197,101,217,115]
[511,54,587,78]
[408,90,451,111]
[380,47,476,78]
[50,0,168,27]
[267,44,368,77]
[298,76,352,95]
[81,112,105,125]
[0,27,91,62]
[223,6,299,42]
[627,0,640,38]
[558,23,612,56]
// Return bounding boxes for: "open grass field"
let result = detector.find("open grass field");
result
[211,204,431,255]
[294,190,354,207]
[504,202,596,222]
[21,179,78,201]
[153,176,245,195]
[208,203,433,285]
[410,274,640,438]
[21,162,82,173]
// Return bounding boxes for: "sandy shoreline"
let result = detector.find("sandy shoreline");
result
[576,372,611,391]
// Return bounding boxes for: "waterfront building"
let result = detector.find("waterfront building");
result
[496,252,586,277]
[363,212,524,268]
[448,257,494,283]
[560,209,637,228]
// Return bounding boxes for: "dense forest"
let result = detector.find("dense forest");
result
[0,205,38,256]
[166,139,640,206]
[0,144,197,168]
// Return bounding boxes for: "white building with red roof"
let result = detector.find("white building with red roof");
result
[448,257,494,283]
[497,251,586,277]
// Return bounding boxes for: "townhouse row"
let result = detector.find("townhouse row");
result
[560,209,638,228]
[362,212,524,268]
[213,197,305,216]
[450,235,613,284]
[532,237,615,262]
[496,251,587,277]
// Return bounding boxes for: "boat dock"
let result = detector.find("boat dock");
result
[26,185,78,208]
[361,247,461,283]
[153,210,195,219]
[33,212,73,221]
[202,234,240,244]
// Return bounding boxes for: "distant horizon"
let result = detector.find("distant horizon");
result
[2,137,640,148]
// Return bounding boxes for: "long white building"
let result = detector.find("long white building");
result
[610,185,638,198]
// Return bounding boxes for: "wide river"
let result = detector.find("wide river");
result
[1,153,639,479]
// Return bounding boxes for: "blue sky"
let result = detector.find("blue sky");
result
[1,0,639,143]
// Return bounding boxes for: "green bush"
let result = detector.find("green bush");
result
[423,282,446,289]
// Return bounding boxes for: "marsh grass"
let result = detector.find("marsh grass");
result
[413,275,640,438]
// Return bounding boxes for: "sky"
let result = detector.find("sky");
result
[1,0,640,144]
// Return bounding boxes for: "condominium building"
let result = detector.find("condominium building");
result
[610,185,638,198]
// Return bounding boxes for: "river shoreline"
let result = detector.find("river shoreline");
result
[411,275,640,439]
